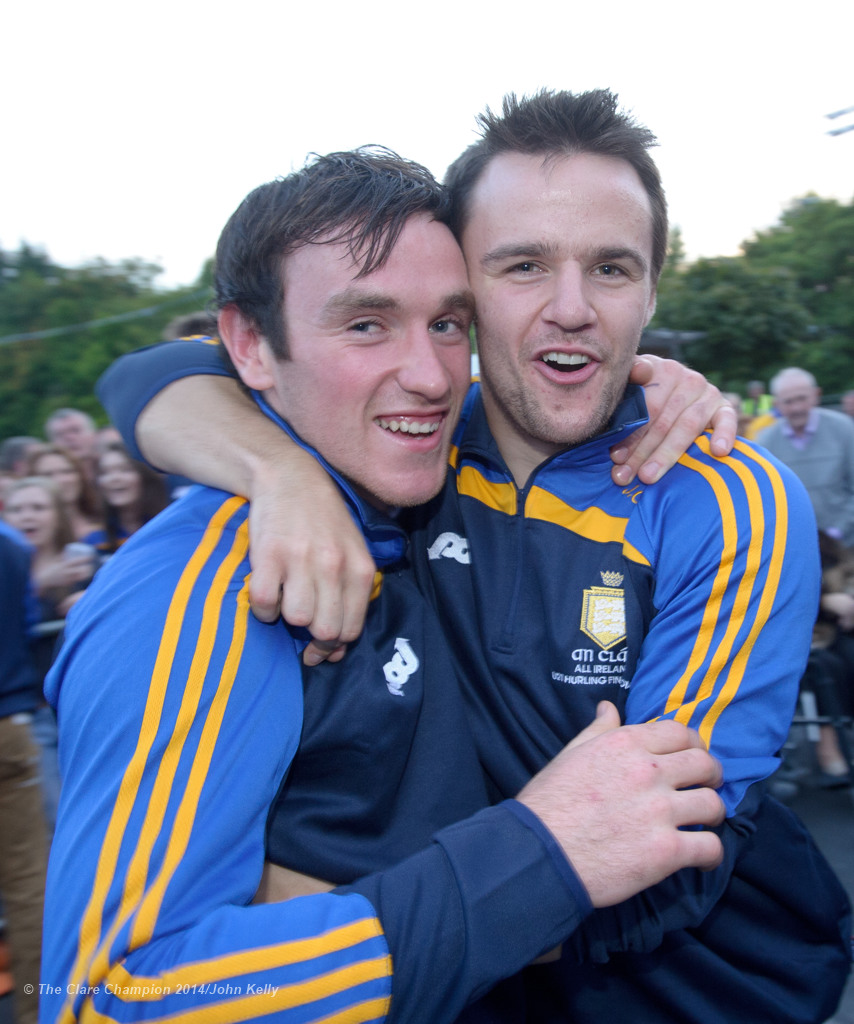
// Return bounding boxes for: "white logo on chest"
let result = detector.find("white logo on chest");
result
[427,531,471,564]
[383,637,420,695]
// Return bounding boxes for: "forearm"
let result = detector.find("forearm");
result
[97,342,375,639]
[136,373,315,496]
[345,801,591,1023]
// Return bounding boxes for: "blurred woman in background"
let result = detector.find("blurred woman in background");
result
[86,442,169,556]
[3,476,96,832]
[27,444,104,541]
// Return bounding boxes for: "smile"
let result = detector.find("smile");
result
[541,352,591,373]
[376,417,442,435]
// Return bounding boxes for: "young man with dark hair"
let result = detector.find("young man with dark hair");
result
[42,148,728,1024]
[99,91,852,1022]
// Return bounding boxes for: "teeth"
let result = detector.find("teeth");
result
[543,352,591,367]
[377,418,441,435]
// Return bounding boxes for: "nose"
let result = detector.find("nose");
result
[541,265,597,332]
[395,328,455,401]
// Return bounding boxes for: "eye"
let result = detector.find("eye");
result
[509,261,542,275]
[430,317,467,337]
[595,264,624,277]
[349,319,380,332]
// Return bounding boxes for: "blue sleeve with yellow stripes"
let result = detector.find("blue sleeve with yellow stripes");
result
[550,437,824,964]
[96,340,230,461]
[622,435,820,812]
[41,487,590,1023]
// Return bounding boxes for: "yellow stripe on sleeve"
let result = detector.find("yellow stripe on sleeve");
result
[695,439,789,744]
[60,496,248,1024]
[90,959,392,1024]
[663,439,786,747]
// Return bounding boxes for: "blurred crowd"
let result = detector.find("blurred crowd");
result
[0,409,169,1024]
[729,371,854,790]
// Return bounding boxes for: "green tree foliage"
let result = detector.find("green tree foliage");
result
[0,244,212,440]
[652,256,811,390]
[742,196,854,387]
[653,195,854,394]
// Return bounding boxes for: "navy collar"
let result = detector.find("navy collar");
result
[453,381,649,478]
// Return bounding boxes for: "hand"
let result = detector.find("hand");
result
[35,554,94,593]
[610,355,737,486]
[246,460,376,665]
[517,702,725,908]
[134,372,377,663]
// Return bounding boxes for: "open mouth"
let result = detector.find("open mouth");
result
[541,352,592,374]
[376,416,442,436]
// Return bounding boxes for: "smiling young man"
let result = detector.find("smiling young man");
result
[97,92,852,1022]
[41,148,731,1024]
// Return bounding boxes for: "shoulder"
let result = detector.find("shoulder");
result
[817,408,854,435]
[641,434,814,529]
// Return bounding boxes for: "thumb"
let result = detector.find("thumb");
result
[628,354,656,387]
[567,701,622,750]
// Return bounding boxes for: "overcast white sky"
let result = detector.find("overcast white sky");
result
[2,0,852,287]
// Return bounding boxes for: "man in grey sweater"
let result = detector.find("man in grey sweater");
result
[758,366,854,549]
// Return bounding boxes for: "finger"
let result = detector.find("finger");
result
[708,404,738,457]
[671,787,726,830]
[280,569,324,633]
[670,828,725,873]
[654,745,724,792]
[566,701,622,749]
[295,544,374,647]
[336,560,378,645]
[621,396,709,482]
[249,565,287,623]
[628,354,657,386]
[303,640,348,667]
[626,718,708,756]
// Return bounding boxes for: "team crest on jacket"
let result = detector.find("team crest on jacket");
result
[384,637,419,695]
[581,572,626,650]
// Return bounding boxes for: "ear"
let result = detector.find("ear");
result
[218,305,276,391]
[643,286,657,328]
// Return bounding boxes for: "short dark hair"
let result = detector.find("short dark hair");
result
[446,89,668,282]
[214,147,451,357]
[162,311,219,341]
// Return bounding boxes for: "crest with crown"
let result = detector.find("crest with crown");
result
[600,571,624,588]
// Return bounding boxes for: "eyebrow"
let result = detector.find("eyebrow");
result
[481,242,561,269]
[481,242,649,275]
[322,290,401,319]
[321,288,476,321]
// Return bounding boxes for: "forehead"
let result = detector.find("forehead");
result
[463,151,654,260]
[282,214,470,316]
[9,485,49,505]
[38,452,72,469]
[56,415,88,431]
[777,384,814,401]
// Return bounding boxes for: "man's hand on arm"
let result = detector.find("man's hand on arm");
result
[135,373,375,662]
[517,702,725,908]
[610,355,738,486]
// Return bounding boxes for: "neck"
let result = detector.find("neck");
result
[480,385,564,489]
